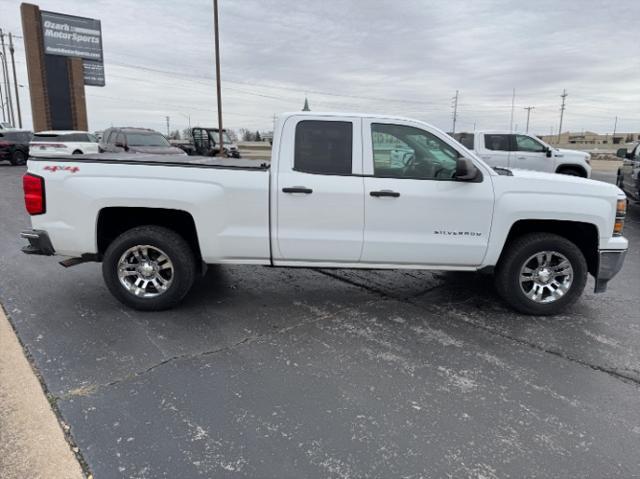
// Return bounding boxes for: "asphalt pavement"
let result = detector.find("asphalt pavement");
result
[0,164,638,478]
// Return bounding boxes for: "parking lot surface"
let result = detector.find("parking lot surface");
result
[1,164,639,478]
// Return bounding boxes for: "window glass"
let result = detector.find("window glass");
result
[484,134,510,151]
[515,135,545,153]
[105,131,115,143]
[294,120,352,175]
[453,132,474,149]
[5,132,32,142]
[125,133,170,147]
[372,123,459,180]
[87,134,97,143]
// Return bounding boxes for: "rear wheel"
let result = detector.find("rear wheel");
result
[9,150,26,166]
[102,226,196,310]
[495,233,587,315]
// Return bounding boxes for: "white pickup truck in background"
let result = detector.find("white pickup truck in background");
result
[452,131,592,177]
[21,112,627,315]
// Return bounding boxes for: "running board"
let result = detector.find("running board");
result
[59,254,100,268]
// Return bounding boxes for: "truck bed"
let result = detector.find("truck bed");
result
[29,153,270,170]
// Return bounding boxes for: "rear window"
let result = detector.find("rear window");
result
[294,120,352,175]
[3,131,32,142]
[34,133,93,142]
[484,134,511,151]
[453,133,474,149]
[125,133,170,147]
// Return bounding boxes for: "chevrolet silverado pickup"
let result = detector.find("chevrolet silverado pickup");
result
[21,112,628,315]
[453,131,592,177]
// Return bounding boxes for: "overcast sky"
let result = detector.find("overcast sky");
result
[1,0,639,135]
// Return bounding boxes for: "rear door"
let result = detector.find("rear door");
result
[361,119,494,267]
[511,134,553,172]
[478,134,511,167]
[274,116,364,263]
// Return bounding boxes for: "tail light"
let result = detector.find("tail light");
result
[23,173,46,215]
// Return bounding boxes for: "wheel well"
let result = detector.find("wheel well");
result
[556,164,587,177]
[72,150,83,154]
[96,207,202,261]
[502,220,599,275]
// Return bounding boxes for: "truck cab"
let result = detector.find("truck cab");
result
[454,131,592,177]
[616,142,640,201]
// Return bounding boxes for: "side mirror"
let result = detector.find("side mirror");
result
[616,148,628,159]
[545,147,552,158]
[455,157,479,181]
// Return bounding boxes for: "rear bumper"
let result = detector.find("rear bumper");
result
[594,249,627,293]
[20,229,55,256]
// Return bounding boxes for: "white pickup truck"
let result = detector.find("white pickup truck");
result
[21,112,628,315]
[453,131,592,177]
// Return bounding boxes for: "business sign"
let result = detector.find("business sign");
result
[83,60,105,86]
[41,11,105,86]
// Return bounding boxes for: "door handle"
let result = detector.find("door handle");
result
[282,186,313,194]
[370,190,400,198]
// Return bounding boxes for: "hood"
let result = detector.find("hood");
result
[129,145,186,155]
[500,168,622,198]
[554,148,590,160]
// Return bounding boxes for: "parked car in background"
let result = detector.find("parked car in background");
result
[617,143,640,201]
[0,122,15,131]
[100,127,186,155]
[452,131,592,177]
[0,130,32,165]
[173,127,241,158]
[30,131,99,157]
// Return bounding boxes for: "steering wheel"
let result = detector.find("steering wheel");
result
[402,153,416,175]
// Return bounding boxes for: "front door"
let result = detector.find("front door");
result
[361,120,494,267]
[511,134,553,172]
[275,116,364,263]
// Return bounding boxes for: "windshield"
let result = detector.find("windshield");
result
[127,133,170,147]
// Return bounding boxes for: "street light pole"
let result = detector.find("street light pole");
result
[213,0,225,157]
[8,33,22,129]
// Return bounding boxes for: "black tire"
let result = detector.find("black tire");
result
[495,233,587,315]
[557,167,585,177]
[9,150,26,166]
[72,150,83,155]
[102,226,196,311]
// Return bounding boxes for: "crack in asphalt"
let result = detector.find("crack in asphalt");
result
[57,302,353,401]
[315,269,640,388]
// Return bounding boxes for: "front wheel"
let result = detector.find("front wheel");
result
[495,233,587,315]
[102,226,196,310]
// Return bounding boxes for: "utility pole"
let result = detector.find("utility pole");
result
[557,89,568,144]
[612,116,618,140]
[523,106,535,133]
[165,116,170,136]
[0,30,14,126]
[0,72,5,122]
[451,90,459,134]
[509,88,515,131]
[213,0,225,156]
[8,33,21,129]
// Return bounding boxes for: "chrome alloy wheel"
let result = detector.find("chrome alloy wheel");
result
[519,251,573,303]
[117,245,174,298]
